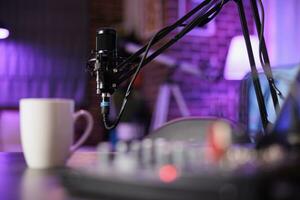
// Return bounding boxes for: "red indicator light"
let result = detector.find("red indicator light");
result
[159,165,178,183]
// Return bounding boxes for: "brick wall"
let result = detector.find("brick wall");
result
[88,0,255,142]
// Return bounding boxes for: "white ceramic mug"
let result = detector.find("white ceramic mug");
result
[20,98,93,169]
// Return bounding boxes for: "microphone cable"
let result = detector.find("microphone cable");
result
[102,31,160,130]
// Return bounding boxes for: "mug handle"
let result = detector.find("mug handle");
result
[70,110,94,154]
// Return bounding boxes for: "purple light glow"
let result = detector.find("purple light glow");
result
[0,28,9,39]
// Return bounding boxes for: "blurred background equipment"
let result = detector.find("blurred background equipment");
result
[125,42,201,130]
[151,68,191,131]
[242,65,300,140]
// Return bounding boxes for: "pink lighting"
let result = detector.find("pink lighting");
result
[0,28,9,39]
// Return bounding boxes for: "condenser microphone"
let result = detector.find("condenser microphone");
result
[95,28,118,115]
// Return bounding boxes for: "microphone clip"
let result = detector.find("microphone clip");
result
[86,50,118,96]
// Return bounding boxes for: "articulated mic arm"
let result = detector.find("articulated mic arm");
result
[90,0,279,134]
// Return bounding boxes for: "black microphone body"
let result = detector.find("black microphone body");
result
[95,28,118,115]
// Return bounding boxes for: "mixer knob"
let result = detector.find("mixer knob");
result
[114,141,138,173]
[129,140,141,159]
[115,141,128,153]
[141,139,153,168]
[97,142,112,170]
[170,141,185,171]
[154,138,171,167]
